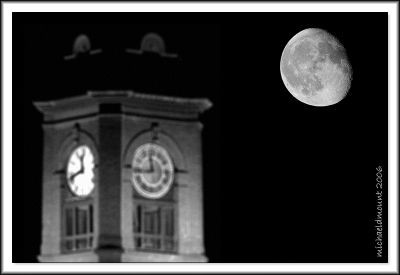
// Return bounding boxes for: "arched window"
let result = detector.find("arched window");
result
[133,200,176,252]
[60,141,97,253]
[124,129,186,254]
[131,142,177,253]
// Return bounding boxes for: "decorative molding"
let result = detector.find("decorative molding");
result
[125,32,179,59]
[64,34,103,61]
[34,91,212,122]
[150,122,159,142]
[72,123,81,144]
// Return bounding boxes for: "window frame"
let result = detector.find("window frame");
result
[133,198,177,254]
[61,198,94,253]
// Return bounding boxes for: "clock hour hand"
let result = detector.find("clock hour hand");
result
[133,165,153,174]
[133,167,148,174]
[133,154,154,174]
[69,166,83,182]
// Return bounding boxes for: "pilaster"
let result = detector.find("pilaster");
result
[96,111,123,254]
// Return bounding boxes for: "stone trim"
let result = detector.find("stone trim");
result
[34,91,212,122]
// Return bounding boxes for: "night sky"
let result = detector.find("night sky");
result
[13,12,388,263]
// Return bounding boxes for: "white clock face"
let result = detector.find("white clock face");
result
[132,143,174,199]
[66,145,95,197]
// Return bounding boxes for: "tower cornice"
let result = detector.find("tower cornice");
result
[34,91,212,122]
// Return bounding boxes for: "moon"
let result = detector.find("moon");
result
[280,28,353,107]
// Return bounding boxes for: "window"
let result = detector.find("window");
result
[62,202,94,252]
[134,202,176,253]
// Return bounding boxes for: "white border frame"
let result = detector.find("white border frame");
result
[2,2,398,274]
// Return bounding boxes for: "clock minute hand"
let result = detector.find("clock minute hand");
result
[78,149,86,173]
[69,150,85,182]
[148,155,154,173]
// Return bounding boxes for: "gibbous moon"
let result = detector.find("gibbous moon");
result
[280,28,353,107]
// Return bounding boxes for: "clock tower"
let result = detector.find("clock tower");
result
[34,33,212,262]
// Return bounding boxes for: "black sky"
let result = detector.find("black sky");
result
[13,12,388,263]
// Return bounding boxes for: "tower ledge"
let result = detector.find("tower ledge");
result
[34,91,212,122]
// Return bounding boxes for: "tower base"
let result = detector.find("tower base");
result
[122,250,208,262]
[38,250,208,263]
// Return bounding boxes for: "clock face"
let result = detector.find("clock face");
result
[132,143,174,199]
[66,145,95,197]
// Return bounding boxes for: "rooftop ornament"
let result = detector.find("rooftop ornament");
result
[126,32,178,58]
[64,34,102,60]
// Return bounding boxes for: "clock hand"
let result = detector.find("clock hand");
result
[148,155,154,173]
[133,166,152,174]
[69,149,86,182]
[79,149,86,172]
[69,166,84,182]
[133,153,155,174]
